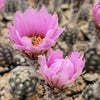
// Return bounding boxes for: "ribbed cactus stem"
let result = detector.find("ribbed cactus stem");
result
[70,0,85,22]
[72,0,85,12]
[8,66,38,100]
[92,22,100,49]
[91,35,97,48]
[94,23,100,40]
[81,77,100,100]
[93,77,100,99]
[62,0,71,4]
[52,0,62,11]
[34,0,43,10]
[26,58,40,70]
[90,20,97,48]
[42,85,66,100]
[4,0,28,15]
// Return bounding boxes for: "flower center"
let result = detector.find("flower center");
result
[30,36,43,46]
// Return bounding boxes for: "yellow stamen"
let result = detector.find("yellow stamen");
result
[30,36,43,46]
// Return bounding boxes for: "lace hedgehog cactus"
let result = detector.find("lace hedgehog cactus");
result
[0,45,13,67]
[76,2,90,22]
[4,0,28,14]
[93,77,100,99]
[82,77,100,100]
[62,0,71,4]
[8,66,38,100]
[70,0,85,21]
[43,0,50,6]
[82,85,95,100]
[52,0,63,24]
[60,22,79,45]
[84,48,100,73]
[88,19,94,35]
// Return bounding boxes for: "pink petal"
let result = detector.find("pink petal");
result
[75,55,85,69]
[39,5,48,15]
[47,50,63,67]
[39,55,56,81]
[95,9,100,23]
[7,25,22,45]
[45,29,54,39]
[61,59,74,79]
[49,59,63,74]
[39,55,47,72]
[51,13,58,32]
[70,51,81,72]
[56,73,69,88]
[21,36,32,47]
[14,44,26,51]
[70,51,80,63]
[51,28,65,40]
[37,38,55,50]
[24,6,34,15]
[26,46,40,53]
[72,66,83,79]
[14,44,39,53]
[47,48,54,57]
[14,12,26,37]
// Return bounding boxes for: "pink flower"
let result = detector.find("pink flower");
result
[0,0,6,11]
[38,50,85,89]
[92,1,100,24]
[6,6,65,59]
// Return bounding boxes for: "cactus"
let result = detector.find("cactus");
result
[43,0,50,6]
[62,0,71,4]
[82,77,100,100]
[70,0,85,21]
[84,48,100,73]
[88,19,94,35]
[81,85,95,100]
[76,3,90,22]
[71,0,85,13]
[90,0,94,5]
[59,23,79,56]
[52,0,63,24]
[73,41,90,53]
[0,45,13,67]
[34,0,43,10]
[52,0,62,11]
[41,85,66,100]
[60,23,79,45]
[4,0,28,14]
[94,23,100,41]
[8,66,38,100]
[93,77,100,99]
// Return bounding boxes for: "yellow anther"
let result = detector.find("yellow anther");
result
[30,36,43,46]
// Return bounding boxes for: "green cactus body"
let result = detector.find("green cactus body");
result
[0,45,13,67]
[62,0,71,4]
[70,0,85,21]
[77,4,90,21]
[71,0,85,14]
[82,77,100,100]
[82,85,95,100]
[84,48,100,74]
[73,41,90,53]
[8,66,38,100]
[4,0,28,14]
[60,23,78,45]
[93,77,100,99]
[88,19,94,34]
[43,0,50,6]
